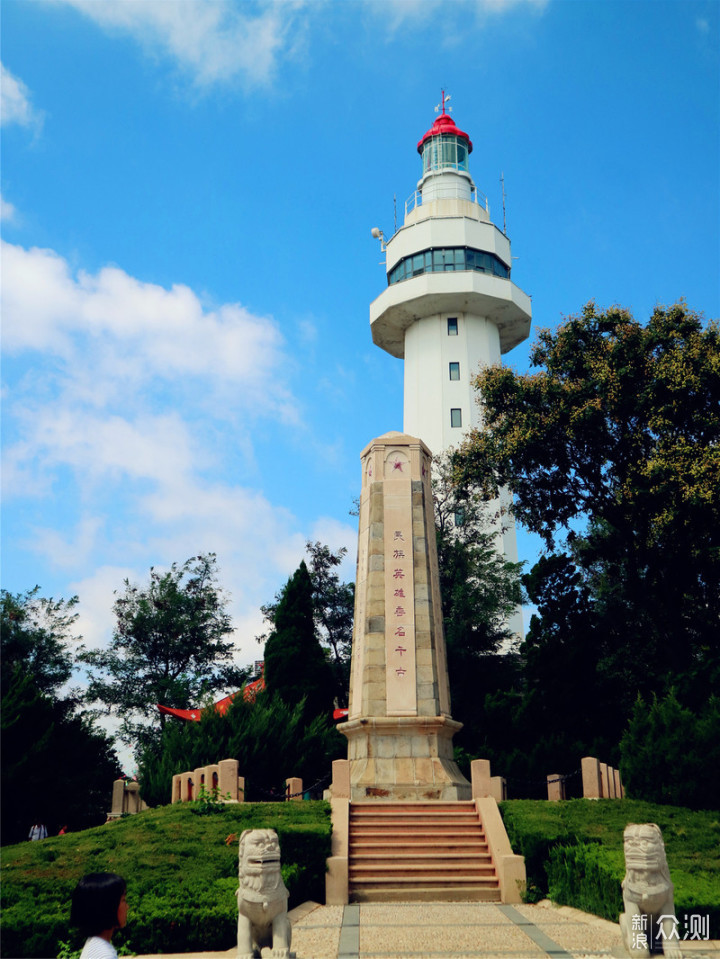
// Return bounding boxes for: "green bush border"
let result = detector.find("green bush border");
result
[500,798,720,930]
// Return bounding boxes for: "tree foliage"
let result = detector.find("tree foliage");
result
[432,455,524,757]
[81,554,246,748]
[259,541,354,706]
[1,669,121,844]
[1,587,80,698]
[138,692,344,806]
[262,561,335,720]
[620,692,720,810]
[1,590,120,844]
[451,302,720,792]
[456,301,719,549]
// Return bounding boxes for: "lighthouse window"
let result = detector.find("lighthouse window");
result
[421,136,470,173]
[451,408,462,428]
[388,247,510,286]
[449,362,460,380]
[447,318,458,335]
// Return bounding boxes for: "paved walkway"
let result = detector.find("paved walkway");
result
[136,900,720,959]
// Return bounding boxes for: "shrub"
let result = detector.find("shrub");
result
[499,797,720,926]
[547,842,623,920]
[620,692,720,810]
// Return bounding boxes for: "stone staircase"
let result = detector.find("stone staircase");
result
[348,801,501,902]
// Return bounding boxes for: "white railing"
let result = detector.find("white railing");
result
[405,185,489,217]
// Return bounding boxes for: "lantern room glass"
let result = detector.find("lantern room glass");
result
[422,135,469,174]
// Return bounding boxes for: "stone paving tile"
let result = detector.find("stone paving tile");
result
[292,923,342,959]
[358,904,517,926]
[292,904,344,959]
[359,923,546,956]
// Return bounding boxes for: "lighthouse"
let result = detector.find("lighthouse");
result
[369,95,531,634]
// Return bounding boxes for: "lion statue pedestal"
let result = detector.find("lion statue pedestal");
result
[620,823,680,958]
[236,829,292,959]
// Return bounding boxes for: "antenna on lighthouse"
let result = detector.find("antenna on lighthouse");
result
[393,193,397,233]
[500,171,507,235]
[435,90,452,115]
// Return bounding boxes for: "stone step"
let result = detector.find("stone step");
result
[350,827,485,839]
[351,809,479,819]
[350,864,496,878]
[351,801,477,808]
[351,842,490,853]
[347,800,501,904]
[350,873,499,886]
[351,885,502,903]
[352,802,477,818]
[351,852,493,864]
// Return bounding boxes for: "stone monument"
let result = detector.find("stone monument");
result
[340,432,471,800]
[620,823,680,957]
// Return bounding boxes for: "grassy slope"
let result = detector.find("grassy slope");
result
[2,797,719,957]
[500,798,720,923]
[0,801,332,959]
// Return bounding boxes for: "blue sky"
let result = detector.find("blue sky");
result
[3,0,719,712]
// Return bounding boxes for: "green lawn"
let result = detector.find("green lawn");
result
[0,800,332,959]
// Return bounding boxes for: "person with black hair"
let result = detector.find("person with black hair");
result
[70,873,128,959]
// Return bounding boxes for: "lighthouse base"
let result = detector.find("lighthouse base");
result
[340,715,471,801]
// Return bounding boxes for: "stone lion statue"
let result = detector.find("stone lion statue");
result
[620,823,680,958]
[236,828,291,959]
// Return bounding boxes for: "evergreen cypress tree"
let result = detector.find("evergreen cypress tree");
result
[263,561,334,720]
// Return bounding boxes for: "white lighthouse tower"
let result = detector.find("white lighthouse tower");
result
[369,95,531,633]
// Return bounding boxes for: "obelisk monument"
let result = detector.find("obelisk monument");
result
[340,431,471,800]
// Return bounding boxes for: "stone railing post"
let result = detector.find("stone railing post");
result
[581,756,602,798]
[547,774,565,801]
[471,759,492,799]
[332,759,351,799]
[218,759,239,800]
[111,779,125,817]
[614,767,624,798]
[490,776,507,801]
[286,777,303,801]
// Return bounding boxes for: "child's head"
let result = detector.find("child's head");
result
[71,873,127,936]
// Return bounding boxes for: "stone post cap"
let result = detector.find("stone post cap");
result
[360,431,432,459]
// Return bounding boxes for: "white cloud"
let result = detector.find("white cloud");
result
[377,0,547,31]
[1,193,17,221]
[2,239,350,679]
[1,241,296,420]
[0,63,43,130]
[70,565,136,652]
[57,0,310,90]
[695,17,710,34]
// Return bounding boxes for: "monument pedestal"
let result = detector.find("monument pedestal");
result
[342,715,470,801]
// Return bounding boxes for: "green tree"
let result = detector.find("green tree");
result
[81,553,246,749]
[138,692,343,805]
[620,691,720,810]
[1,590,120,843]
[1,587,80,698]
[259,541,354,706]
[262,561,334,720]
[2,670,121,844]
[454,302,720,704]
[432,455,524,756]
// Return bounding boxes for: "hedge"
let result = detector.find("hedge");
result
[500,798,720,931]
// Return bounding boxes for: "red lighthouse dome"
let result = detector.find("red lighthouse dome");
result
[416,93,473,177]
[417,111,473,155]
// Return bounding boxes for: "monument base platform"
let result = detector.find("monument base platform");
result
[340,715,471,801]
